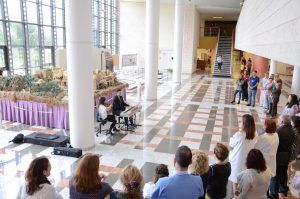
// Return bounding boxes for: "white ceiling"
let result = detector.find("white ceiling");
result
[120,0,242,20]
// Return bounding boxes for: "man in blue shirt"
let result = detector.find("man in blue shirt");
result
[247,70,260,107]
[151,146,204,199]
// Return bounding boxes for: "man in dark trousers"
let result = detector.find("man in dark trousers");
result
[269,115,294,198]
[112,90,133,127]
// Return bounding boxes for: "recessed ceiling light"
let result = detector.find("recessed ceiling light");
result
[213,17,223,19]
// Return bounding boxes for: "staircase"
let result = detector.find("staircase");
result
[213,36,232,77]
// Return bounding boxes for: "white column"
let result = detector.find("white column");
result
[269,59,277,75]
[66,0,94,149]
[172,0,185,84]
[291,66,300,94]
[145,0,160,100]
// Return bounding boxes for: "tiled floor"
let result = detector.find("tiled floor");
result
[0,74,291,199]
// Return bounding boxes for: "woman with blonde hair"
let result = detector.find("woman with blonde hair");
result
[69,153,113,198]
[17,156,62,199]
[189,150,209,199]
[229,114,257,198]
[109,165,143,199]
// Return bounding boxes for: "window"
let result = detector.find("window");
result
[93,0,119,54]
[0,0,119,74]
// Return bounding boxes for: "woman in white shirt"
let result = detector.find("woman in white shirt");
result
[236,149,272,199]
[255,118,279,176]
[229,114,257,198]
[16,156,62,199]
[98,97,118,135]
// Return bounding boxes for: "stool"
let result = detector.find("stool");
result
[96,118,112,136]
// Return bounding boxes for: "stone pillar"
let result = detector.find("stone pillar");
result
[172,0,185,84]
[291,66,300,94]
[269,59,277,76]
[66,0,95,149]
[145,0,160,100]
[252,55,269,77]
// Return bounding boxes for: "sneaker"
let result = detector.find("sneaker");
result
[237,101,240,104]
[246,104,251,106]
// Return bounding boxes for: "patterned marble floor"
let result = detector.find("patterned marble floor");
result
[0,74,291,199]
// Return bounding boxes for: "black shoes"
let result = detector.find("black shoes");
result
[237,101,240,104]
[246,104,251,106]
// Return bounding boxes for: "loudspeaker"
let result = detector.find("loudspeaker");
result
[24,133,69,147]
[53,147,82,158]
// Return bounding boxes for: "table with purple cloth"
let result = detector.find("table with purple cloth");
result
[0,88,126,130]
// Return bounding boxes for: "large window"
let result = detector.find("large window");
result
[0,0,66,75]
[93,0,119,54]
[0,0,119,75]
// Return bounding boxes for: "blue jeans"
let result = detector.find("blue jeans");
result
[248,89,257,106]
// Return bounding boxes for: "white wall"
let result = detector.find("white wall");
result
[235,0,300,66]
[182,4,201,74]
[119,2,175,67]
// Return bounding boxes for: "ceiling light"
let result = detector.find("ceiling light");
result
[213,17,223,19]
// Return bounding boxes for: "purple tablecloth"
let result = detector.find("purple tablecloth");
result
[0,88,126,130]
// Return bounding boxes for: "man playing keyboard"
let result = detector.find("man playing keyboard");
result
[112,90,134,128]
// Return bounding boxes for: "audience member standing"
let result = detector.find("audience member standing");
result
[189,150,209,199]
[246,58,252,75]
[109,165,143,199]
[69,154,113,199]
[255,118,279,176]
[151,146,204,199]
[231,74,244,104]
[269,81,282,117]
[229,114,257,196]
[269,115,295,198]
[236,149,272,199]
[242,74,249,101]
[143,164,169,199]
[290,116,300,161]
[282,94,300,117]
[247,71,260,107]
[265,76,275,112]
[203,143,231,199]
[260,72,269,108]
[17,157,62,199]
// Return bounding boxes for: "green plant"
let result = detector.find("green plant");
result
[24,75,36,92]
[0,76,12,91]
[8,75,27,91]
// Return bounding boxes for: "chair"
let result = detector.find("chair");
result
[96,113,112,137]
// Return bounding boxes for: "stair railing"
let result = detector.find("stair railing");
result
[212,28,221,75]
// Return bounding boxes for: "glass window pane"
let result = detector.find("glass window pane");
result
[10,22,24,45]
[43,26,52,46]
[0,22,4,45]
[30,47,40,67]
[27,2,38,23]
[8,0,22,21]
[44,48,52,64]
[28,25,39,46]
[57,28,64,46]
[0,49,5,68]
[42,0,51,6]
[43,6,52,25]
[56,9,63,27]
[55,0,63,8]
[93,1,98,16]
[14,69,26,75]
[12,47,25,69]
[30,67,40,75]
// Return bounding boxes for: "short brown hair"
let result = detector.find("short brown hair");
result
[154,164,169,183]
[242,114,256,140]
[72,153,102,193]
[264,118,277,134]
[189,150,209,175]
[214,143,229,161]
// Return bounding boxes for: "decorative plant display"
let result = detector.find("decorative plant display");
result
[8,75,28,91]
[0,68,128,106]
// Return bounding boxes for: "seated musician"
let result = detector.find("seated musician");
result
[98,97,119,135]
[112,90,134,127]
